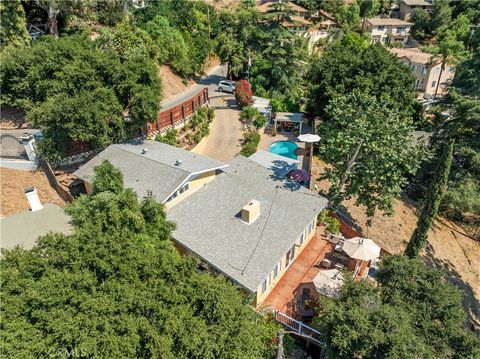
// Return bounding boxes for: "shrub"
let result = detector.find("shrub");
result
[189,113,203,129]
[207,107,215,121]
[317,210,340,235]
[240,106,259,125]
[240,131,260,157]
[254,115,267,129]
[156,128,177,146]
[235,80,254,108]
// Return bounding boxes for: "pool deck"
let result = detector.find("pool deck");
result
[258,124,312,172]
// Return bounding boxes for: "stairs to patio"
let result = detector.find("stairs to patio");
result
[274,310,324,347]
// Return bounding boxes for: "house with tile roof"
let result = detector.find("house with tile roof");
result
[75,140,328,307]
[389,47,455,98]
[365,17,413,45]
[399,0,433,21]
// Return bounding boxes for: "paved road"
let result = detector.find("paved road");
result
[174,65,242,162]
[161,65,225,109]
[0,129,40,158]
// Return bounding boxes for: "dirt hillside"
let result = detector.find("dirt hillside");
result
[311,156,480,326]
[0,168,65,217]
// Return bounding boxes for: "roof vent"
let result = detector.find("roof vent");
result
[142,148,149,155]
[175,159,183,166]
[241,200,260,224]
[25,187,43,212]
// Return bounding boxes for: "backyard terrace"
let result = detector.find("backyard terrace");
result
[259,225,371,321]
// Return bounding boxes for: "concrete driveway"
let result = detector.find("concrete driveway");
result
[190,66,243,162]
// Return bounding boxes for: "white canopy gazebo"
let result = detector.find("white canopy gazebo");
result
[312,269,344,298]
[342,237,381,261]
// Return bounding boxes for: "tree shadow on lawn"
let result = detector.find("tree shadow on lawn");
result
[423,240,480,332]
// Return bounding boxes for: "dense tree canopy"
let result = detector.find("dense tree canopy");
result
[0,162,278,358]
[318,91,423,220]
[0,33,160,160]
[306,34,417,119]
[313,255,480,358]
[439,51,480,227]
[0,0,30,49]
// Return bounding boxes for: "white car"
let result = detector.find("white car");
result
[217,80,236,93]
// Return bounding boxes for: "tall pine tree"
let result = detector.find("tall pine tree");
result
[406,139,455,257]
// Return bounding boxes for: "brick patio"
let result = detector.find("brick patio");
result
[259,229,334,317]
[259,225,371,319]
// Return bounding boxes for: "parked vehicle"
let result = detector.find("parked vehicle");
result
[217,80,236,93]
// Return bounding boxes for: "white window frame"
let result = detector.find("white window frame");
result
[261,275,270,293]
[432,80,437,88]
[273,262,281,279]
[299,231,305,245]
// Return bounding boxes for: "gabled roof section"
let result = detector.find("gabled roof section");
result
[367,17,413,26]
[389,47,434,65]
[74,141,227,202]
[167,155,328,292]
[401,0,432,6]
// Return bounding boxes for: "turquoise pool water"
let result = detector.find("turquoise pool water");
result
[269,141,298,160]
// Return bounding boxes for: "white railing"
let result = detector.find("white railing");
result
[274,311,324,346]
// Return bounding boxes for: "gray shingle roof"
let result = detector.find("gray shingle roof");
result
[74,141,227,203]
[167,155,328,292]
[1,203,72,250]
[249,150,298,179]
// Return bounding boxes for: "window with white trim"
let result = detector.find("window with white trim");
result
[261,275,270,293]
[432,80,437,88]
[299,231,305,245]
[273,262,281,279]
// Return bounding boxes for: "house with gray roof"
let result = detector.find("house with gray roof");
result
[75,141,328,307]
[74,140,228,208]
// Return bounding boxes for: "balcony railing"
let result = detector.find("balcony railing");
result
[274,310,324,347]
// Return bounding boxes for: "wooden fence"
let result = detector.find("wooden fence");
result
[40,160,74,203]
[142,87,209,136]
[274,311,324,347]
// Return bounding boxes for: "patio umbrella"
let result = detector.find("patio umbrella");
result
[312,269,344,298]
[342,237,381,261]
[297,134,321,143]
[289,169,310,183]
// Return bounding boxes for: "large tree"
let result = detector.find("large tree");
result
[0,33,160,159]
[306,34,417,119]
[0,163,278,358]
[439,51,480,230]
[0,0,30,49]
[318,91,423,220]
[313,255,480,358]
[405,139,454,257]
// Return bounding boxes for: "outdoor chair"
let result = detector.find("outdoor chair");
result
[320,258,332,268]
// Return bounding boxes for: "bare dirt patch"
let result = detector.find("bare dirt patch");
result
[311,156,480,325]
[159,65,194,102]
[0,168,65,217]
[0,107,28,129]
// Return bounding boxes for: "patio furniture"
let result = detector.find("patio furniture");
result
[312,269,344,298]
[320,258,332,268]
[334,263,345,270]
[334,244,344,253]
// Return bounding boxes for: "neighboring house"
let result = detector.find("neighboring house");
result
[399,0,433,21]
[365,17,413,45]
[1,203,72,250]
[389,47,455,98]
[256,1,324,54]
[75,141,328,307]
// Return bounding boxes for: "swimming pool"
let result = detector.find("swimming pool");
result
[269,141,298,160]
